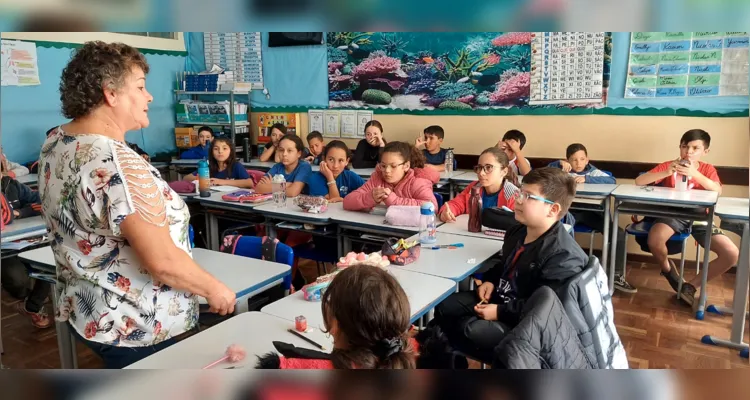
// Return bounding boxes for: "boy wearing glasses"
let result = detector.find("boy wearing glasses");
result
[634,129,737,307]
[434,168,586,357]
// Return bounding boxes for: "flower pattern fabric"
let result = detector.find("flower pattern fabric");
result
[39,128,198,347]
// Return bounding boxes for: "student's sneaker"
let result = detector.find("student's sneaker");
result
[17,302,52,329]
[613,274,637,294]
[660,260,685,293]
[678,283,697,307]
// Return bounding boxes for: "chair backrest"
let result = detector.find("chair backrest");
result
[246,169,266,185]
[434,192,444,210]
[229,235,294,290]
[555,256,629,369]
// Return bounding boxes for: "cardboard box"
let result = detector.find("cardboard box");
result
[175,127,198,149]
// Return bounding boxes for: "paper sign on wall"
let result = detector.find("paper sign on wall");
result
[308,110,324,134]
[355,110,373,137]
[339,111,358,138]
[323,110,341,138]
[1,40,41,86]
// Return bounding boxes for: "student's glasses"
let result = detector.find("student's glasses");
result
[513,191,555,205]
[379,161,407,170]
[473,164,498,175]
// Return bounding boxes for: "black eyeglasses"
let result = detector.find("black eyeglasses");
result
[379,161,407,170]
[473,164,498,174]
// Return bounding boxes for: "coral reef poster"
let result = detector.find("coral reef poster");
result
[327,32,536,111]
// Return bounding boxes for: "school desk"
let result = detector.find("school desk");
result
[701,197,749,354]
[16,173,38,187]
[197,191,270,250]
[395,232,501,287]
[261,266,456,328]
[608,184,718,319]
[570,183,619,270]
[252,198,340,253]
[436,214,503,241]
[0,215,48,244]
[17,247,290,369]
[126,311,330,369]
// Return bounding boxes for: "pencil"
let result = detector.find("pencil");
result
[287,328,327,351]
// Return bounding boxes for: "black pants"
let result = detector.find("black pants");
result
[571,210,627,275]
[1,258,51,313]
[434,291,508,361]
[71,326,179,369]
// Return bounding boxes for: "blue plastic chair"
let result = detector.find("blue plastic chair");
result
[573,170,615,255]
[228,235,294,291]
[189,225,195,248]
[434,192,444,210]
[293,241,339,276]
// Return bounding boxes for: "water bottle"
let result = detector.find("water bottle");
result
[468,186,483,233]
[445,148,454,177]
[197,159,211,197]
[272,174,287,207]
[419,202,437,245]
[674,159,690,191]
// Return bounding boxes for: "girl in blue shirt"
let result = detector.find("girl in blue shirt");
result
[307,140,364,202]
[256,134,312,197]
[184,137,254,188]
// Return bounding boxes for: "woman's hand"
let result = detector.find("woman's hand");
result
[206,282,237,316]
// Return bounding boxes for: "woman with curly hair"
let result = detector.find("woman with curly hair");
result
[39,41,236,368]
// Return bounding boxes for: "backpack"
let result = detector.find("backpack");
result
[1,193,14,230]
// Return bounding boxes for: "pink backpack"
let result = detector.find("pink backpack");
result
[168,180,196,194]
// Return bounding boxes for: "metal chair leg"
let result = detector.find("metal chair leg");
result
[677,239,688,299]
[695,244,701,275]
[589,232,595,257]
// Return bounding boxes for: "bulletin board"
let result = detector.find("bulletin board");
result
[257,112,297,143]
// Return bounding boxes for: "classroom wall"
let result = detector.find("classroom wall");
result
[0,41,185,164]
[276,112,748,261]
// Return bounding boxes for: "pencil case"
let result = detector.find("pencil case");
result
[381,237,420,266]
[221,190,272,203]
[384,205,420,227]
[302,281,330,301]
[294,195,329,213]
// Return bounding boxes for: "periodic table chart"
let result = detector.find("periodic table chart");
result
[203,32,264,89]
[625,32,749,98]
[529,32,606,105]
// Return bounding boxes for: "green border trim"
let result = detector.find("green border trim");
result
[23,40,187,57]
[250,105,748,118]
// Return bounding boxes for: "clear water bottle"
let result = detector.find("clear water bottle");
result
[272,174,287,207]
[197,159,211,198]
[445,148,454,177]
[419,202,437,245]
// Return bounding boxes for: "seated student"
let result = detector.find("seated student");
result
[344,141,437,211]
[548,143,634,293]
[180,126,214,160]
[496,129,531,177]
[0,162,51,329]
[257,264,420,369]
[127,142,150,161]
[259,123,287,163]
[439,147,519,223]
[307,140,364,202]
[634,129,738,306]
[303,131,325,166]
[1,148,30,178]
[256,134,313,197]
[415,125,457,172]
[352,120,386,169]
[184,137,254,188]
[433,167,586,357]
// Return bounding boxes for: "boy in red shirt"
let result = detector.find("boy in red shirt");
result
[634,129,739,306]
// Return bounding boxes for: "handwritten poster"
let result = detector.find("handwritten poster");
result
[355,110,373,137]
[323,110,340,138]
[308,110,324,134]
[339,110,358,138]
[625,32,749,98]
[1,40,41,86]
[530,32,605,105]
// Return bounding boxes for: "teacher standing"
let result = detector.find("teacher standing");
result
[39,41,236,368]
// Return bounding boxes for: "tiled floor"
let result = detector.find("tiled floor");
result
[1,260,748,369]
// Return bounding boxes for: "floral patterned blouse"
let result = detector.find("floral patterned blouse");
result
[39,128,198,347]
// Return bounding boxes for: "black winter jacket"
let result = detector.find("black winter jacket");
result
[1,176,41,219]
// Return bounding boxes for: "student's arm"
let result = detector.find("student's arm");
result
[352,140,377,169]
[440,183,471,216]
[183,172,198,182]
[15,182,41,218]
[685,164,722,194]
[634,161,674,186]
[259,143,276,162]
[425,163,446,172]
[343,177,378,211]
[516,154,531,175]
[180,147,203,160]
[213,164,254,188]
[285,164,312,197]
[383,179,438,209]
[585,166,616,184]
[255,174,273,194]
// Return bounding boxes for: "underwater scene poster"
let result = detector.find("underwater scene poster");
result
[326,32,611,111]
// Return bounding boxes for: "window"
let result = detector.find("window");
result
[118,32,179,40]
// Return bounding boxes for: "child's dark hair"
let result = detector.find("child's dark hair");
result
[680,129,711,148]
[197,126,214,136]
[324,140,351,159]
[279,134,304,152]
[480,147,519,187]
[208,137,239,178]
[270,123,288,135]
[423,125,445,140]
[521,167,576,215]
[565,143,588,159]
[307,131,323,144]
[502,129,526,149]
[364,120,383,133]
[322,265,415,369]
[382,141,426,169]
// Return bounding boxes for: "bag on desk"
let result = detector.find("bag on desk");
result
[222,190,273,203]
[381,237,421,266]
[168,180,195,194]
[481,208,519,232]
[384,205,420,227]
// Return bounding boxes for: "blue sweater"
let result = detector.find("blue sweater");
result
[181,144,210,160]
[547,161,615,184]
